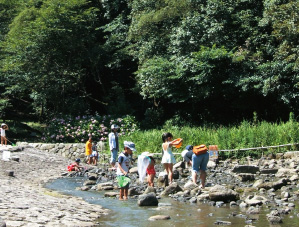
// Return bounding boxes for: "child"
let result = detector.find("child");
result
[146,153,156,187]
[161,132,183,184]
[1,123,8,146]
[117,141,136,200]
[85,137,92,164]
[67,158,84,172]
[91,141,98,166]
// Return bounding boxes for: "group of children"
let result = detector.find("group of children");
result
[68,127,206,201]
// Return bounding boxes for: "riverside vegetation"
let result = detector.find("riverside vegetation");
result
[5,112,299,159]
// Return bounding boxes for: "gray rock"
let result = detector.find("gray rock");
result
[83,180,97,186]
[144,186,156,194]
[214,220,231,225]
[245,195,268,206]
[246,206,260,214]
[232,165,259,174]
[129,166,138,174]
[276,168,298,177]
[260,169,278,174]
[128,187,140,196]
[190,197,197,203]
[11,156,20,162]
[267,210,283,224]
[0,217,6,227]
[209,185,239,202]
[173,169,180,179]
[160,182,183,196]
[237,173,255,182]
[258,178,288,190]
[97,182,114,191]
[138,192,159,206]
[173,161,185,169]
[104,192,119,197]
[216,201,225,207]
[183,181,198,190]
[157,172,169,188]
[148,215,170,221]
[5,170,14,177]
[88,173,98,180]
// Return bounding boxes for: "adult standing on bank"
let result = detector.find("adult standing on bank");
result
[85,137,92,164]
[1,123,8,146]
[109,124,119,169]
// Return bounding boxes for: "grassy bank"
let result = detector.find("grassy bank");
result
[119,114,299,159]
[3,113,299,159]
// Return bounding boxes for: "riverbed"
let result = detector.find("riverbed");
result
[46,177,299,227]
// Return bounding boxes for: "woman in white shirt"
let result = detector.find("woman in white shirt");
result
[1,123,8,146]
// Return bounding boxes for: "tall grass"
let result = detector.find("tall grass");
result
[117,113,299,159]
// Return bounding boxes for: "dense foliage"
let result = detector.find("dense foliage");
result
[0,0,298,127]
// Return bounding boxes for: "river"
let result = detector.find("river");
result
[46,177,299,227]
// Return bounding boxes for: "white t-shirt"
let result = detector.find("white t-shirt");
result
[117,152,130,176]
[1,128,6,137]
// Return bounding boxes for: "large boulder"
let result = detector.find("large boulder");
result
[208,185,239,202]
[138,192,159,206]
[160,182,183,196]
[232,165,259,174]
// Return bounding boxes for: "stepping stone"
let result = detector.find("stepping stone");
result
[148,215,170,221]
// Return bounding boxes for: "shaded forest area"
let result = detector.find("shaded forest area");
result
[0,0,298,128]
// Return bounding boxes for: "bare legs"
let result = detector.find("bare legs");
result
[148,174,155,187]
[164,163,174,183]
[192,170,206,188]
[119,188,128,200]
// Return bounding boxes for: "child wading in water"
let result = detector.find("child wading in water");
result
[117,141,136,200]
[147,154,156,187]
[161,132,183,184]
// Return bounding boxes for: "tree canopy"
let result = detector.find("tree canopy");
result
[0,0,298,126]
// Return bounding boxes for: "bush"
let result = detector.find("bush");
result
[42,114,139,143]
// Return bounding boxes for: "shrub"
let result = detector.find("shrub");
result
[42,114,139,143]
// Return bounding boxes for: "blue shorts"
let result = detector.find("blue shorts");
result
[110,149,118,164]
[192,152,209,172]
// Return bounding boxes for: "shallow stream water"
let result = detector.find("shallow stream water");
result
[46,177,299,227]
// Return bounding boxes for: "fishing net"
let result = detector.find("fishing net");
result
[117,175,131,188]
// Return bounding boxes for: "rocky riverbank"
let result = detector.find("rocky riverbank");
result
[0,145,109,227]
[1,144,299,226]
[74,151,299,226]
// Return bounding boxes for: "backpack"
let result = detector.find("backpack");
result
[193,144,208,155]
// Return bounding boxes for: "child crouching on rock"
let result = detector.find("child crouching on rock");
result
[117,141,136,200]
[67,158,84,172]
